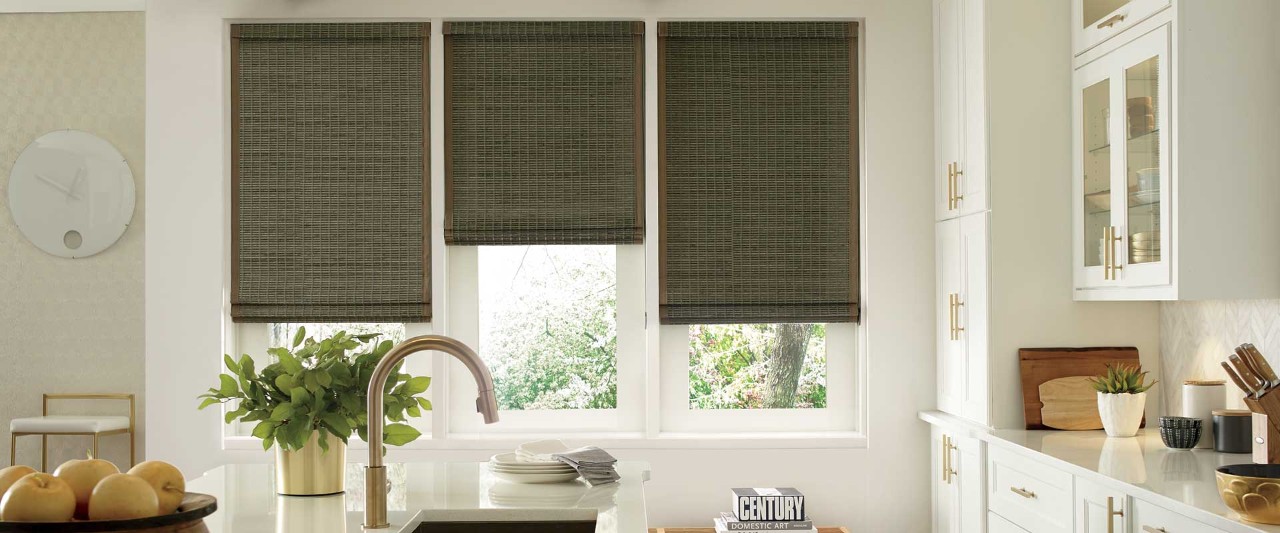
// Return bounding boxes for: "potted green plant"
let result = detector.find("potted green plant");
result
[197,327,430,495]
[1088,363,1155,438]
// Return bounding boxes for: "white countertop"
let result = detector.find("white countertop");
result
[185,461,650,533]
[921,410,1280,533]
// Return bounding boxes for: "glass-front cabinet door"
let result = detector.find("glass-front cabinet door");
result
[1074,0,1170,55]
[1074,24,1170,293]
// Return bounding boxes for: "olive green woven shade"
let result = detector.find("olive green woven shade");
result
[659,21,859,325]
[231,23,430,323]
[444,21,644,245]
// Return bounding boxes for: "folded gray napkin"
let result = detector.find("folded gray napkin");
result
[553,446,620,486]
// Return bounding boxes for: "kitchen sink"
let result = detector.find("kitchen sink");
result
[407,509,597,533]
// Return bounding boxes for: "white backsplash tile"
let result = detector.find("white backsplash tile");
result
[1160,300,1280,415]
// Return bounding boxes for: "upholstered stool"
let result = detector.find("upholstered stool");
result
[10,393,135,471]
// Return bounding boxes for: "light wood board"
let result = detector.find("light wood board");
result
[1039,376,1103,430]
[1020,347,1141,429]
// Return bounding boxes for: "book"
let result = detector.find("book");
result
[718,512,815,531]
[715,516,816,533]
[731,487,806,522]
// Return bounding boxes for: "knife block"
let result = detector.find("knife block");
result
[1253,413,1280,464]
[1242,393,1280,463]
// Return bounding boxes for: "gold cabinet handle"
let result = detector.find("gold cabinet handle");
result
[1097,13,1127,29]
[1103,225,1113,280]
[941,435,958,484]
[1141,527,1168,533]
[1107,497,1124,533]
[953,295,964,338]
[1010,486,1036,499]
[952,162,964,208]
[1111,226,1124,278]
[946,162,958,210]
[947,294,956,340]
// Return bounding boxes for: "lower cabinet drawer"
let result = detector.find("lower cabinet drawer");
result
[1130,498,1223,533]
[987,447,1072,533]
[988,511,1030,533]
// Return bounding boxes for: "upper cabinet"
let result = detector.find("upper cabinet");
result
[1073,0,1170,56]
[1072,2,1280,301]
[934,0,987,221]
[1073,24,1169,294]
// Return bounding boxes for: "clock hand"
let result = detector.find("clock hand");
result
[33,173,81,201]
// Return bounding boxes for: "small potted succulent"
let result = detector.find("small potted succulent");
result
[197,327,430,495]
[1089,363,1156,438]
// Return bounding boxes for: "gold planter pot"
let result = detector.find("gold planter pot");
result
[276,431,346,496]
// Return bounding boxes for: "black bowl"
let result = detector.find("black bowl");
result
[1159,416,1202,449]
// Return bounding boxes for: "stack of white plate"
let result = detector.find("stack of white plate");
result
[488,452,580,484]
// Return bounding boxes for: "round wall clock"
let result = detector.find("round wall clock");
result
[7,130,136,258]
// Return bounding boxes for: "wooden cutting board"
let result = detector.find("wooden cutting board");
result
[1021,347,1141,430]
[1039,376,1103,430]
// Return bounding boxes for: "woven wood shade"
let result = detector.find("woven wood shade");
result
[659,21,860,325]
[444,21,645,245]
[230,23,431,323]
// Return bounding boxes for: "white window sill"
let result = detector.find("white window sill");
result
[222,431,867,452]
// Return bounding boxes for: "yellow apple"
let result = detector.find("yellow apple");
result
[53,456,119,518]
[0,472,75,522]
[88,473,158,520]
[127,461,186,514]
[0,465,36,497]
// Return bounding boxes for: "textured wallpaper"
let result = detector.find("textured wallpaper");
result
[0,12,145,468]
[1160,300,1280,415]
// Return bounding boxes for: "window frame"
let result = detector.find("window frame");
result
[222,18,867,451]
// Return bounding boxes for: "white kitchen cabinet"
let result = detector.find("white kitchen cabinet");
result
[990,511,1030,533]
[1129,497,1221,533]
[931,426,985,533]
[1072,3,1280,300]
[933,0,987,221]
[936,213,989,425]
[1073,0,1170,56]
[1077,477,1128,533]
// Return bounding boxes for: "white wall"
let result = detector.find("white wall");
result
[145,0,935,529]
[0,11,145,469]
[985,0,1161,429]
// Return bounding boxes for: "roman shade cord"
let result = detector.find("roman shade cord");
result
[230,22,432,323]
[443,21,645,246]
[658,21,860,325]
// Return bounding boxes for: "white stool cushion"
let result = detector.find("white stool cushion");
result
[10,416,130,433]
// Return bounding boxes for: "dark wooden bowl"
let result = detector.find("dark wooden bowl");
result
[0,493,216,532]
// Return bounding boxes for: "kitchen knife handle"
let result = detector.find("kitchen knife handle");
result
[1231,354,1267,397]
[1224,361,1256,397]
[1246,344,1279,386]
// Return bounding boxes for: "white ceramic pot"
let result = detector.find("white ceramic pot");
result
[1097,391,1147,438]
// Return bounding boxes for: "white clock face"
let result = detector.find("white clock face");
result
[7,130,136,258]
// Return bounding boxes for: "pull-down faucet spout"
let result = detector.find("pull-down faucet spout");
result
[364,335,499,528]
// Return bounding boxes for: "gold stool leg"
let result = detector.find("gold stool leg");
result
[128,432,135,467]
[9,434,15,467]
[40,435,47,472]
[92,434,99,461]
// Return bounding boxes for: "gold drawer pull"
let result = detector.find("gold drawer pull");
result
[1107,497,1124,533]
[1097,13,1126,29]
[1141,527,1168,533]
[1010,486,1036,499]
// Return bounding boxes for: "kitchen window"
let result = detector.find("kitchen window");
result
[226,20,863,446]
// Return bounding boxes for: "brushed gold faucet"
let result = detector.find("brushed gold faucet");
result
[364,335,500,529]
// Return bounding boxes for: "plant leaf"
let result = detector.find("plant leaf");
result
[278,350,304,374]
[400,376,431,396]
[198,397,220,410]
[224,354,241,375]
[416,397,432,411]
[251,420,276,440]
[382,423,421,446]
[262,434,274,451]
[219,374,239,397]
[292,326,306,349]
[320,412,351,436]
[275,374,296,393]
[225,407,246,424]
[270,402,294,421]
[291,387,311,407]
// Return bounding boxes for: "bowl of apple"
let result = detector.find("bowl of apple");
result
[0,456,216,532]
